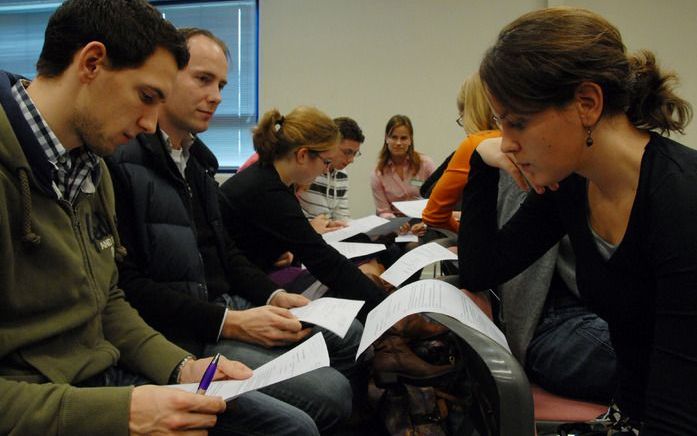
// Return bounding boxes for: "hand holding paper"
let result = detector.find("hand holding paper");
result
[169,333,330,401]
[290,297,365,338]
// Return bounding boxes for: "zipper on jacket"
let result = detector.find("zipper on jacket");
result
[61,198,103,309]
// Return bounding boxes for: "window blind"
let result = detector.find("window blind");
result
[0,0,258,168]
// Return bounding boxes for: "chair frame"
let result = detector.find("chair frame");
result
[427,312,536,436]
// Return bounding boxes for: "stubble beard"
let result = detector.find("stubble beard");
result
[72,110,115,157]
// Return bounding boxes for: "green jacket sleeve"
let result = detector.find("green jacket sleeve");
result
[102,278,191,384]
[0,281,188,436]
[0,377,132,435]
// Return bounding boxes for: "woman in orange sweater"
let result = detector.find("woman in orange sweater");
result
[422,73,499,232]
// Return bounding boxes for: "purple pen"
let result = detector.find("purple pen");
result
[196,353,221,395]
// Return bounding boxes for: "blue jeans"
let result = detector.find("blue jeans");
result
[78,365,318,436]
[205,294,362,432]
[525,301,618,402]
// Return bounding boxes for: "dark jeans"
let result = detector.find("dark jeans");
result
[78,365,319,435]
[525,302,618,403]
[205,294,359,432]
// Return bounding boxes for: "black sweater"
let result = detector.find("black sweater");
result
[219,162,385,314]
[458,132,697,435]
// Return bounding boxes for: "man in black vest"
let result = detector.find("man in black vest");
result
[107,28,361,433]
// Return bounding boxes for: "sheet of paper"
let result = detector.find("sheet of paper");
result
[328,241,386,259]
[300,279,328,300]
[170,333,329,400]
[395,234,418,243]
[391,199,428,218]
[290,297,365,338]
[380,242,458,287]
[356,279,510,359]
[322,215,390,243]
[363,216,410,239]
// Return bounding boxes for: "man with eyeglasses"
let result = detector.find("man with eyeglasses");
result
[298,117,364,226]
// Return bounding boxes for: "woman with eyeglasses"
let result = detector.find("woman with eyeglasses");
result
[219,106,386,318]
[458,7,696,434]
[421,73,500,233]
[370,115,436,223]
[434,72,617,403]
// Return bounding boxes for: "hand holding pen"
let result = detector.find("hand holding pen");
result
[177,354,253,385]
[128,355,252,434]
[196,353,221,395]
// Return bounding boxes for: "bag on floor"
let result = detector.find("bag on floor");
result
[376,333,478,435]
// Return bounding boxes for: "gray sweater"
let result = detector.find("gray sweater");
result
[495,172,558,364]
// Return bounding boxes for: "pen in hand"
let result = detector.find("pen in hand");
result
[196,353,221,395]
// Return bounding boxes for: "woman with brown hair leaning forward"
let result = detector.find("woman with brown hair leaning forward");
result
[458,7,695,434]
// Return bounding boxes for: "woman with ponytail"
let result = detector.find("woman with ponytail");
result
[219,106,386,318]
[457,7,696,434]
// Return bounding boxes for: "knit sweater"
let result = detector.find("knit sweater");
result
[422,131,500,232]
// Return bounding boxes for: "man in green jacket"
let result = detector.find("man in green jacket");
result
[0,1,318,435]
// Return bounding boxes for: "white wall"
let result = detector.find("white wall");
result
[553,0,697,142]
[258,0,697,217]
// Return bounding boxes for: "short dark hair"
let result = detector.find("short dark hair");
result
[36,0,189,77]
[179,27,230,60]
[333,117,365,143]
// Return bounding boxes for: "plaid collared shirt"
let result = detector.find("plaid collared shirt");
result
[11,79,100,204]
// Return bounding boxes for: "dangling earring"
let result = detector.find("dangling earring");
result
[585,127,594,147]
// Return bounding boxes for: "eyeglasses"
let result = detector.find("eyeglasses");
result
[341,149,362,158]
[456,115,463,127]
[491,112,507,129]
[309,150,332,167]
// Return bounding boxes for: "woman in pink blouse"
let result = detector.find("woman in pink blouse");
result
[370,114,436,218]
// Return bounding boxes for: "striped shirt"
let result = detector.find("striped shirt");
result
[11,79,100,204]
[298,169,351,221]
